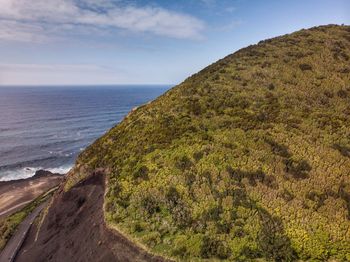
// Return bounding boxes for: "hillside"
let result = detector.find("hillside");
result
[15,173,166,262]
[67,25,350,261]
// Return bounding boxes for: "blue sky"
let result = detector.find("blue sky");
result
[0,0,348,85]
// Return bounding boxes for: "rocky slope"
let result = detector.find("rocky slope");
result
[22,25,350,261]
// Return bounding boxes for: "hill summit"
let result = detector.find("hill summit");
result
[72,25,350,261]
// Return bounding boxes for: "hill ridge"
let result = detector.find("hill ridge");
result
[69,24,350,261]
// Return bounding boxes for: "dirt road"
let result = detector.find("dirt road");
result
[0,201,48,262]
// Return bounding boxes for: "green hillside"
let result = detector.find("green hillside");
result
[70,25,350,261]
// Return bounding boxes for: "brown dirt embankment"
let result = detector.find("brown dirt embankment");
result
[16,172,168,262]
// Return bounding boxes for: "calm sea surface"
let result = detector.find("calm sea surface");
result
[0,85,169,181]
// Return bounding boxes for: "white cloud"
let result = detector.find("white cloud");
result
[0,63,126,85]
[0,20,50,42]
[0,0,205,42]
[0,63,111,72]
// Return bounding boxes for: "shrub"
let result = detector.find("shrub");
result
[165,186,180,209]
[240,246,262,259]
[175,155,193,171]
[268,83,275,90]
[332,143,350,157]
[133,222,144,232]
[171,205,192,228]
[284,159,312,179]
[263,175,278,189]
[305,191,328,210]
[165,186,191,228]
[265,138,291,158]
[339,183,350,218]
[226,166,267,187]
[337,89,348,98]
[324,90,334,98]
[202,206,222,221]
[193,150,204,161]
[172,246,187,257]
[299,63,312,71]
[188,99,202,115]
[132,165,149,180]
[339,67,350,73]
[184,171,196,187]
[200,236,231,259]
[141,231,161,247]
[279,189,294,202]
[141,196,160,216]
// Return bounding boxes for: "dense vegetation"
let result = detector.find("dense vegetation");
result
[71,25,350,261]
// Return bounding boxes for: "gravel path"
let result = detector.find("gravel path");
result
[0,201,48,262]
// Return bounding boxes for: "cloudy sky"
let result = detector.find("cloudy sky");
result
[0,0,349,85]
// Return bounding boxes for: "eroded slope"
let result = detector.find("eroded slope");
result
[16,172,166,262]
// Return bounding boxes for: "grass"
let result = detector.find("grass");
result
[0,187,57,251]
[67,24,350,261]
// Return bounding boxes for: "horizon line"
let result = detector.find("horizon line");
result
[0,84,174,87]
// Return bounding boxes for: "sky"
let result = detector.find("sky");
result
[0,0,349,86]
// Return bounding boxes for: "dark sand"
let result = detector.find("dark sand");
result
[0,170,63,219]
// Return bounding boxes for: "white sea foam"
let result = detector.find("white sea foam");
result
[0,165,73,181]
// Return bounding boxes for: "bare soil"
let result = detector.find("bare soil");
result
[15,172,168,262]
[0,172,62,219]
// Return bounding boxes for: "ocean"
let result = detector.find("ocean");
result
[0,85,170,181]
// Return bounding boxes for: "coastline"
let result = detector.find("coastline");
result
[0,170,63,219]
[0,165,72,182]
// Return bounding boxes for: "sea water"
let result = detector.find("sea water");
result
[0,85,169,181]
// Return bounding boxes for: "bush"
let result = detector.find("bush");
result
[132,165,149,180]
[265,138,291,158]
[337,89,348,98]
[165,186,180,209]
[299,63,312,71]
[339,183,350,218]
[193,150,204,161]
[268,83,275,90]
[332,143,350,157]
[200,236,231,259]
[171,205,191,228]
[141,231,161,247]
[175,155,193,171]
[133,222,144,232]
[141,196,160,215]
[278,189,294,202]
[305,191,327,210]
[284,159,312,179]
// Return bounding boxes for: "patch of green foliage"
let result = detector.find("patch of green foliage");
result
[0,188,56,251]
[71,25,350,261]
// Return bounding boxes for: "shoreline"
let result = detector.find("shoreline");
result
[0,165,72,183]
[0,169,64,184]
[0,170,64,219]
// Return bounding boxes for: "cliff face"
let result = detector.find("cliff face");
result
[64,25,350,260]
